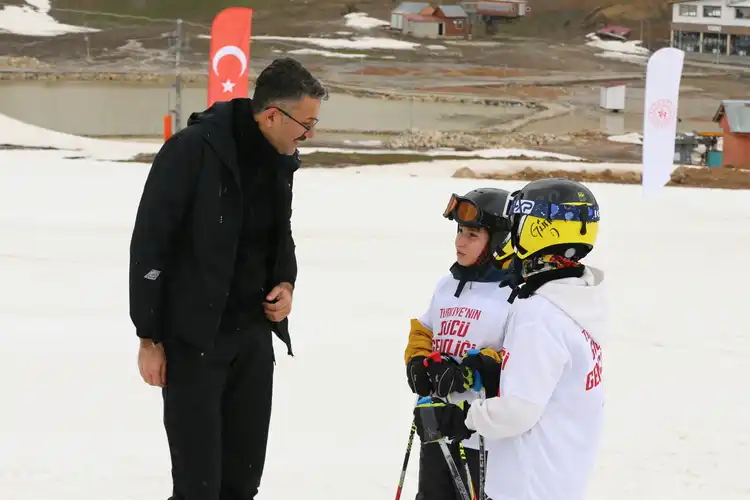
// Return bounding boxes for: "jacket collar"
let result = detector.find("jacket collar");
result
[193,99,300,187]
[449,261,510,298]
[233,98,301,175]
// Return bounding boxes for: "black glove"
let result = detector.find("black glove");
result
[424,352,469,398]
[406,355,431,397]
[414,397,473,443]
[461,349,502,398]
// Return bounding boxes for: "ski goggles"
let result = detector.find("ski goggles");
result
[504,197,600,223]
[443,193,510,230]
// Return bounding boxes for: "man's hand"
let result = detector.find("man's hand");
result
[138,339,166,387]
[264,282,293,322]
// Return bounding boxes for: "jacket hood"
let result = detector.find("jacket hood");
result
[186,98,301,174]
[187,98,300,176]
[187,100,234,128]
[185,100,237,164]
[534,266,607,344]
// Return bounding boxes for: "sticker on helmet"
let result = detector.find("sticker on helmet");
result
[510,199,535,215]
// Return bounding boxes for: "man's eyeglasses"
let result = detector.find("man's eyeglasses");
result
[269,106,318,133]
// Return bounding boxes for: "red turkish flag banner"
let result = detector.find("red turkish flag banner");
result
[207,7,253,107]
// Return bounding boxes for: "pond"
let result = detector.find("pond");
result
[0,80,530,137]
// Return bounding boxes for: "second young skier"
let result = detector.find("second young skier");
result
[404,186,515,499]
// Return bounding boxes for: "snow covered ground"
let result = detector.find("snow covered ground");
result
[609,132,643,145]
[344,12,390,30]
[585,33,650,64]
[287,47,368,59]
[198,12,440,59]
[1,119,749,500]
[0,0,97,36]
[247,34,420,51]
[0,112,160,161]
[198,32,421,58]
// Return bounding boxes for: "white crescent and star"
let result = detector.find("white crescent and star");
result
[211,45,247,93]
[221,79,235,92]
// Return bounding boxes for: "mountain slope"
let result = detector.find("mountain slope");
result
[45,0,671,41]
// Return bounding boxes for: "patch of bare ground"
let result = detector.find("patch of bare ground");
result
[441,67,537,78]
[421,85,569,100]
[130,149,750,189]
[348,66,536,78]
[348,67,419,77]
[538,142,642,163]
[127,151,477,166]
[453,166,750,190]
[524,132,643,163]
[0,144,55,150]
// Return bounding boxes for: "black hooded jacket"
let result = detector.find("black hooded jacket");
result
[128,98,297,354]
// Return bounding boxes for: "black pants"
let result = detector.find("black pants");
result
[162,327,275,500]
[416,441,490,500]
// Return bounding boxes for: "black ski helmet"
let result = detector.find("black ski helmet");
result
[443,187,514,264]
[506,178,600,261]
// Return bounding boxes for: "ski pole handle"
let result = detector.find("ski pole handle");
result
[472,370,483,393]
[423,351,443,367]
[465,348,483,393]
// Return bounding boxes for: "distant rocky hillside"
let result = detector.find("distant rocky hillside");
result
[48,0,393,33]
[509,0,672,42]
[40,0,671,40]
[0,0,672,62]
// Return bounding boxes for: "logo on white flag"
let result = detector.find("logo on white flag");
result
[640,47,685,196]
[648,98,675,128]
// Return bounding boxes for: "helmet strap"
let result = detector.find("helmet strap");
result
[476,243,491,266]
[522,254,582,278]
[507,255,585,303]
[511,266,585,302]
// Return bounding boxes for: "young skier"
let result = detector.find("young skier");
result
[412,178,606,500]
[404,186,515,500]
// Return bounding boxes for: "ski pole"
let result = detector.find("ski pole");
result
[467,353,486,499]
[438,440,472,500]
[458,441,477,500]
[395,420,417,500]
[478,436,485,500]
[417,395,473,500]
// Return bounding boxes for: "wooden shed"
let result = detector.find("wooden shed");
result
[712,100,750,169]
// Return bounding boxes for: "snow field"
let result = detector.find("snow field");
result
[0,144,748,498]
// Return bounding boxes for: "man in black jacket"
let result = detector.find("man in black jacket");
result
[129,57,326,500]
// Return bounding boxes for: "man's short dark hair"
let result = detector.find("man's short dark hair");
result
[252,58,328,110]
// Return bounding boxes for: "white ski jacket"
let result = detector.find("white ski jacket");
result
[465,266,607,500]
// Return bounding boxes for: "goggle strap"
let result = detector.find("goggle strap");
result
[580,207,588,235]
[508,200,600,223]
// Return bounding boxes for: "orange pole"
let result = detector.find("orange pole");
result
[163,115,173,141]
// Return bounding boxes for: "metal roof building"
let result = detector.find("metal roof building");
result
[712,99,750,169]
[713,100,750,133]
[390,2,431,30]
[438,5,469,17]
[392,2,431,14]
